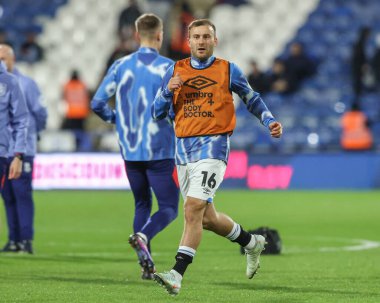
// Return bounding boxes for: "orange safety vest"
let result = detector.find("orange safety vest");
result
[173,58,235,138]
[63,80,90,119]
[341,111,373,150]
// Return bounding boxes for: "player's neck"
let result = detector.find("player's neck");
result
[140,41,159,51]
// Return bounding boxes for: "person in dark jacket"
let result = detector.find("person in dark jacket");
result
[351,27,371,102]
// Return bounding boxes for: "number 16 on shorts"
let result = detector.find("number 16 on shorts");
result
[178,159,227,202]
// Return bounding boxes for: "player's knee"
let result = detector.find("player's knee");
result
[184,198,205,224]
[135,202,151,212]
[161,205,178,222]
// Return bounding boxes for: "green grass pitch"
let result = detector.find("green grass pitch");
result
[1,190,380,303]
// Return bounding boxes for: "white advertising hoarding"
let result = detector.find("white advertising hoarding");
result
[33,153,130,190]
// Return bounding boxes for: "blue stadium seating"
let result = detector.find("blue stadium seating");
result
[0,0,67,55]
[232,0,380,152]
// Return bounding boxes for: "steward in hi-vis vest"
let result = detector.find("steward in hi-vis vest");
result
[341,107,373,150]
[63,77,89,119]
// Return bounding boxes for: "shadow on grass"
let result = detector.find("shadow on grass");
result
[32,275,146,286]
[0,254,131,264]
[213,281,380,297]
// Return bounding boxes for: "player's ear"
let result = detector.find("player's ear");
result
[214,36,218,46]
[135,31,141,43]
[157,30,163,42]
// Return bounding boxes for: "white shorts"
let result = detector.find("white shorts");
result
[177,159,227,203]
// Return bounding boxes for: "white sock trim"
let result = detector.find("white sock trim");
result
[244,234,257,250]
[225,222,241,241]
[136,232,148,244]
[178,246,196,257]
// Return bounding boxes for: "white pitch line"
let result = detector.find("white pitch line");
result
[283,237,380,254]
[319,239,380,252]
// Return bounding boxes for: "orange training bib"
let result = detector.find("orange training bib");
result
[173,58,235,138]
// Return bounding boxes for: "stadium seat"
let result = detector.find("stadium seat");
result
[38,130,76,152]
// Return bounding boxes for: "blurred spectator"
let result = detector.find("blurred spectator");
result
[18,32,44,63]
[168,0,194,60]
[371,34,380,91]
[340,102,373,151]
[351,26,371,103]
[105,38,138,71]
[267,58,296,94]
[247,60,269,93]
[61,70,90,131]
[118,0,142,40]
[61,70,91,151]
[0,30,12,47]
[284,42,315,84]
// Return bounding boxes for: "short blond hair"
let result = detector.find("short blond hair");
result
[135,13,163,38]
[188,19,216,36]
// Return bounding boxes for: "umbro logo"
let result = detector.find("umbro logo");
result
[183,76,217,90]
[203,188,211,195]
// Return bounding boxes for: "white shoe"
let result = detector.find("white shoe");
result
[153,271,181,296]
[245,234,266,279]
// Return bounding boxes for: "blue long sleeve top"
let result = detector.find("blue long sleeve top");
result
[152,56,276,165]
[0,62,28,157]
[8,68,47,156]
[91,47,175,161]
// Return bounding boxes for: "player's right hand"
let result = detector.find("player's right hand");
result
[168,73,183,92]
[9,157,23,179]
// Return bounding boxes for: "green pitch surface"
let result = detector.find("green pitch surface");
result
[1,191,380,303]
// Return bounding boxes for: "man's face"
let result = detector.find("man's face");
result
[0,47,14,72]
[188,25,217,61]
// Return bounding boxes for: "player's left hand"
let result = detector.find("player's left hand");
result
[269,121,283,138]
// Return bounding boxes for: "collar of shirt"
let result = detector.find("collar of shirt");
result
[0,60,6,72]
[138,47,159,55]
[190,56,216,69]
[12,67,21,77]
